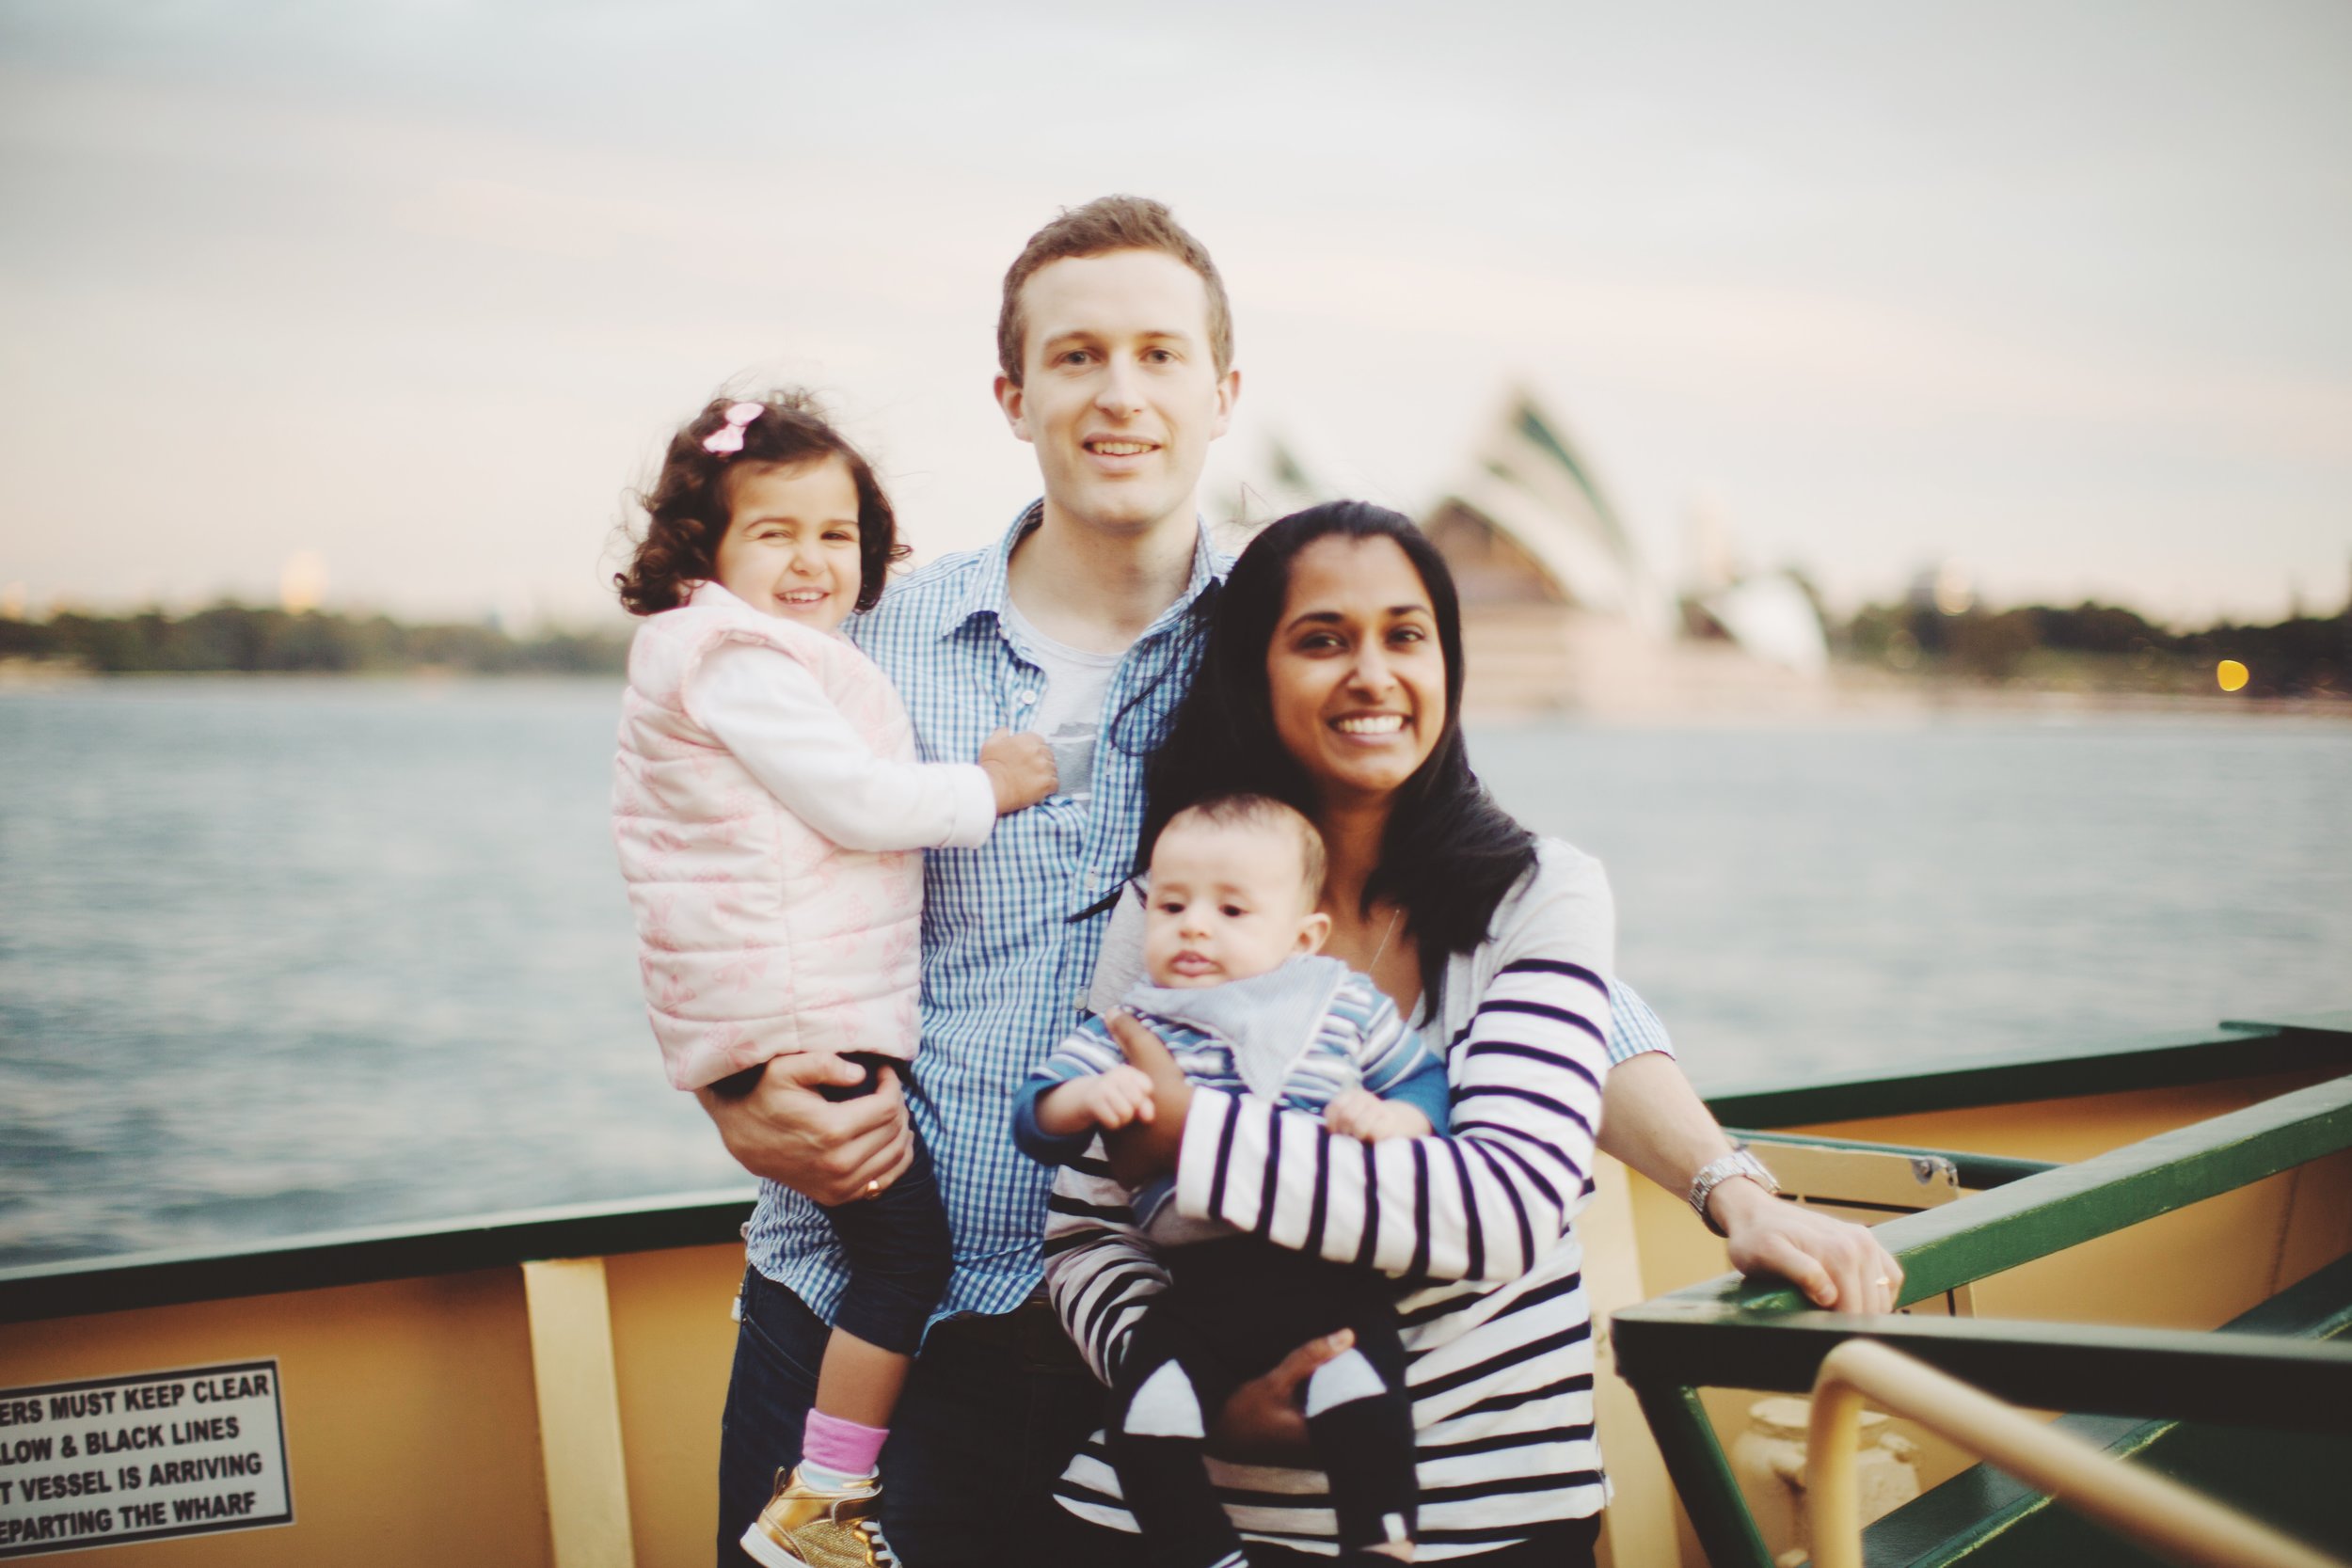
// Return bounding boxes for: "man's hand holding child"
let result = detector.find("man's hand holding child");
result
[695,1052,914,1207]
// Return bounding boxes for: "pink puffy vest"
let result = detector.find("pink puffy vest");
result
[612,580,922,1090]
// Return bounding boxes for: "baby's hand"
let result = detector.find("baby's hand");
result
[980,729,1057,814]
[1324,1088,1432,1143]
[1036,1066,1158,1136]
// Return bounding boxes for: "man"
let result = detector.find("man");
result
[697,196,1898,1567]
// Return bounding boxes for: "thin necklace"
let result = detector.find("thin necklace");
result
[1367,904,1403,971]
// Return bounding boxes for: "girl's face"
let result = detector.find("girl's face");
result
[712,456,863,631]
[1264,534,1447,809]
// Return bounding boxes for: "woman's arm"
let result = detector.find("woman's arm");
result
[1119,998,1904,1307]
[689,641,1001,851]
[1156,858,1614,1284]
[1600,1052,1903,1312]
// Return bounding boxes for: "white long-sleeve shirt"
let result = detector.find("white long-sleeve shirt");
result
[689,640,997,853]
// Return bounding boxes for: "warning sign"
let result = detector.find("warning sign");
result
[0,1360,291,1558]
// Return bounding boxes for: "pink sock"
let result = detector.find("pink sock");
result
[803,1409,887,1481]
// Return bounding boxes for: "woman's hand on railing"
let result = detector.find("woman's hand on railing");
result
[1715,1178,1903,1313]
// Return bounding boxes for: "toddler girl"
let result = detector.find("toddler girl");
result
[612,391,1056,1568]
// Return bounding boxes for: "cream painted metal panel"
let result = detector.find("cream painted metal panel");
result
[523,1259,637,1568]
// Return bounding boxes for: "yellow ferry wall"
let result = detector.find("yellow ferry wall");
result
[1,1269,549,1566]
[0,1241,747,1568]
[7,1070,2344,1567]
[608,1243,746,1568]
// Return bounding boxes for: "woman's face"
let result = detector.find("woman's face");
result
[1264,534,1447,809]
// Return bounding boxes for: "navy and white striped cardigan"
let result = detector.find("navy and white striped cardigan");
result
[1043,838,1621,1559]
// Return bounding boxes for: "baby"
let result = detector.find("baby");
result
[1011,793,1449,1566]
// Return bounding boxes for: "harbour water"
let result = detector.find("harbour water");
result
[2,678,2346,1268]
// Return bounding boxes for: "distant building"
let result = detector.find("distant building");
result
[1226,387,1834,714]
[1412,390,1677,711]
[1422,389,1675,630]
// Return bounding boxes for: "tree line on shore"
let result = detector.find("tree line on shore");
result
[0,604,628,675]
[3,595,2345,699]
[1838,595,2349,700]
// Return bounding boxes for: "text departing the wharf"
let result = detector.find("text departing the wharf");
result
[0,1361,290,1558]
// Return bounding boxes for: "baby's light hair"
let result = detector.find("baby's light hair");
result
[1156,793,1327,903]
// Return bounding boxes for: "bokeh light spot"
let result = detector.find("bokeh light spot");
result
[2216,659,2249,692]
[279,551,329,615]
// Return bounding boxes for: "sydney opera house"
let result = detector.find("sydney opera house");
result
[1222,390,1834,716]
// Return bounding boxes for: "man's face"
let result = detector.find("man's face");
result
[995,248,1239,540]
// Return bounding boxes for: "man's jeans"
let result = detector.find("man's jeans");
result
[716,1268,1108,1567]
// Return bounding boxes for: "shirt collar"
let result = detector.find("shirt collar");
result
[941,500,1227,643]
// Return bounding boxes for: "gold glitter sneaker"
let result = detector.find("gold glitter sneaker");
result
[738,1466,897,1568]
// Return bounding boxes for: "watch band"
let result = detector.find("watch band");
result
[1688,1144,1780,1237]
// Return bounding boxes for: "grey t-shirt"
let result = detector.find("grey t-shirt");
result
[1002,597,1120,809]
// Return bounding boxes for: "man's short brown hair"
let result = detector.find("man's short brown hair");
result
[996,195,1233,386]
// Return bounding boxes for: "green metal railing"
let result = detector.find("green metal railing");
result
[1863,1256,2352,1567]
[1614,1066,2352,1568]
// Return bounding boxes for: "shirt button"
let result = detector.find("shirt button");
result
[1015,689,1038,707]
[1073,990,1089,1012]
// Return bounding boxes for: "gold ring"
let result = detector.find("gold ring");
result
[866,1180,881,1199]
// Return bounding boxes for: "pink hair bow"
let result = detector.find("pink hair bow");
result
[703,402,764,455]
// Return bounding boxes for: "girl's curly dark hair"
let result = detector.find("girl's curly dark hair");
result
[614,390,909,617]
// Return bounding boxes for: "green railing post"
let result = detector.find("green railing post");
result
[1630,1383,1774,1568]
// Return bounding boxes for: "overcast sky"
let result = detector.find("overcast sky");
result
[2,0,2347,627]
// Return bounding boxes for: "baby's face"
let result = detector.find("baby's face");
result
[1142,818,1321,990]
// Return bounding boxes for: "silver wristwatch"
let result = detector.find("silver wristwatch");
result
[1687,1144,1780,1237]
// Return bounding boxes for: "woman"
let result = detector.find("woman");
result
[1046,502,1898,1564]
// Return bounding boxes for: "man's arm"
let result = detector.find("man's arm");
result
[696,1052,914,1205]
[1598,1051,1901,1313]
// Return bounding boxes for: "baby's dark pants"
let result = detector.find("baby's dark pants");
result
[1107,1236,1416,1567]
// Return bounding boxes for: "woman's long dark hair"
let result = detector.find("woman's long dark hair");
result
[1138,501,1536,1015]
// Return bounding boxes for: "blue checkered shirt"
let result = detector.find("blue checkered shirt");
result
[740,504,1675,1330]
